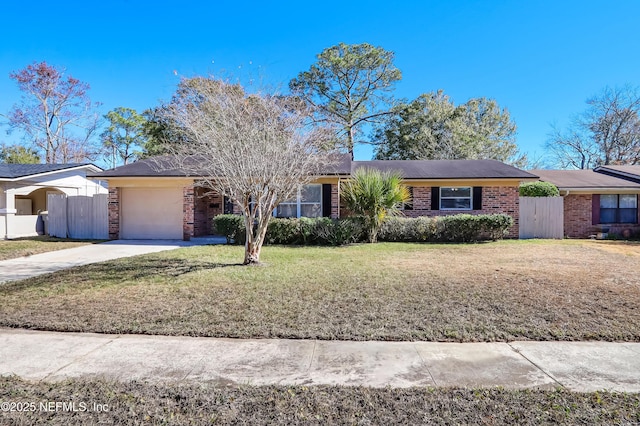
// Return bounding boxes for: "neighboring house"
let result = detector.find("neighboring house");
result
[90,157,537,240]
[532,168,640,238]
[0,163,106,239]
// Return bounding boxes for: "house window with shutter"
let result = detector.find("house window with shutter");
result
[275,184,323,218]
[440,187,472,210]
[599,194,638,224]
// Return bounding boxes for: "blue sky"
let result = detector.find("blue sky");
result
[1,0,639,166]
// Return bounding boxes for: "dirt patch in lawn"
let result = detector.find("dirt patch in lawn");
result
[1,376,638,425]
[0,240,639,342]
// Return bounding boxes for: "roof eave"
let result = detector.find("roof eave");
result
[5,164,103,182]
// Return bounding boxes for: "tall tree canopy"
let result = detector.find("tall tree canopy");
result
[548,85,640,169]
[139,78,205,158]
[0,144,40,164]
[6,61,100,163]
[156,77,336,265]
[289,43,402,158]
[101,107,147,167]
[374,91,524,166]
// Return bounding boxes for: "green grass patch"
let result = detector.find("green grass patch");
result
[1,240,639,341]
[0,236,99,261]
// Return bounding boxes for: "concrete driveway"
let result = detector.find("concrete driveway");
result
[0,237,225,284]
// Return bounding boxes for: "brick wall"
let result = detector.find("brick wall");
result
[331,184,339,218]
[564,193,640,238]
[400,186,520,237]
[182,186,194,240]
[108,187,120,240]
[564,194,593,238]
[193,187,223,236]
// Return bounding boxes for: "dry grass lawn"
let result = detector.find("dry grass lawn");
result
[0,239,639,342]
[1,376,638,425]
[0,236,96,261]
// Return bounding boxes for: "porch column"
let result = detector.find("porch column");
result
[0,189,17,239]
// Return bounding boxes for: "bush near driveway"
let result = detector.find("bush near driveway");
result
[1,376,638,425]
[1,240,639,342]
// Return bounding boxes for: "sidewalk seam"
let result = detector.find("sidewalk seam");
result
[507,342,564,388]
[412,343,437,386]
[307,340,317,372]
[41,335,122,382]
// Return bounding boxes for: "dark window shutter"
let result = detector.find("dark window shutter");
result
[473,187,483,210]
[431,187,440,211]
[592,194,600,225]
[405,186,414,210]
[322,184,332,217]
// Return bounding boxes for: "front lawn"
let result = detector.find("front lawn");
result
[1,376,638,425]
[0,236,96,261]
[1,240,639,342]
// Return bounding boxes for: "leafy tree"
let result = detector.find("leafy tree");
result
[155,77,336,265]
[6,61,100,163]
[0,144,40,163]
[374,91,525,166]
[139,78,209,158]
[290,43,402,159]
[548,85,640,169]
[340,167,410,243]
[101,107,147,167]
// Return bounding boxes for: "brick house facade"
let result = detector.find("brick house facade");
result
[96,158,536,240]
[402,186,520,237]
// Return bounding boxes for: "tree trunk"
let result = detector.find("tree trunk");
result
[244,241,261,265]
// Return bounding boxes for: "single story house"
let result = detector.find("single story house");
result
[1,163,107,239]
[90,156,538,240]
[532,167,640,238]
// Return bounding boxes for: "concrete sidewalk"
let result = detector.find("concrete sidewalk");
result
[0,237,225,284]
[1,329,639,392]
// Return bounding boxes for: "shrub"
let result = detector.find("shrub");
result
[215,214,512,246]
[212,215,245,244]
[436,214,513,242]
[519,181,560,197]
[266,218,303,245]
[378,214,513,243]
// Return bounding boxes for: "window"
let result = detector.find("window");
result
[440,187,472,210]
[600,194,638,224]
[275,184,322,218]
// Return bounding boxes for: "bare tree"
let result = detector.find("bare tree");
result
[157,77,336,265]
[5,61,101,163]
[548,85,640,168]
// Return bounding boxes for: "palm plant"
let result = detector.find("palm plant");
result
[341,167,411,243]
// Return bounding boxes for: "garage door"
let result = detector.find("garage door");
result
[121,187,183,239]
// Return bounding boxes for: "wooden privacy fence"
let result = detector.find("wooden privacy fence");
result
[519,196,564,239]
[47,193,108,239]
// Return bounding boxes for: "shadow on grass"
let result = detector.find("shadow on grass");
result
[0,258,244,293]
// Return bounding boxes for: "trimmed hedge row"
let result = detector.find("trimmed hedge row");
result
[378,214,513,242]
[213,213,513,245]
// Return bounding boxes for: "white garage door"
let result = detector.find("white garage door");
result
[121,187,183,239]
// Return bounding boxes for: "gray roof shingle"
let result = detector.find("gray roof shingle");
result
[532,169,640,189]
[90,154,354,178]
[91,157,535,180]
[0,163,97,179]
[353,159,538,180]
